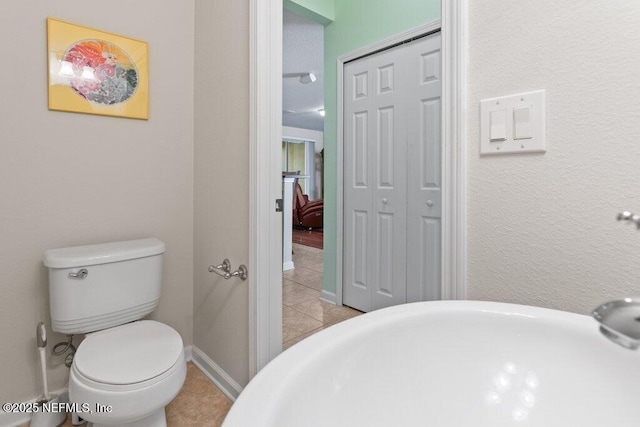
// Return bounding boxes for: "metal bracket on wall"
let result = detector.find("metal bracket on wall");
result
[208,259,248,280]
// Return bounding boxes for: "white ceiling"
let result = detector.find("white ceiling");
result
[283,8,324,132]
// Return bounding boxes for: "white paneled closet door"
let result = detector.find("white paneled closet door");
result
[343,32,442,312]
[343,42,409,312]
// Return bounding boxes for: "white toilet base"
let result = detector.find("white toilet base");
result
[88,408,166,427]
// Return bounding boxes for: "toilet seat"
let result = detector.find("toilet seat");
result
[71,350,184,393]
[68,320,187,426]
[74,320,183,386]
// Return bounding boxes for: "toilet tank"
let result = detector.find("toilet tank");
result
[43,238,165,334]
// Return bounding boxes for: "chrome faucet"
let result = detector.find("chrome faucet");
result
[591,212,640,349]
[592,299,640,350]
[617,211,640,229]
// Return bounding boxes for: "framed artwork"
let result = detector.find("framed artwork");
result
[47,18,149,120]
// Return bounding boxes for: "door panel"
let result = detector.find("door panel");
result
[344,60,373,312]
[419,217,441,301]
[375,212,395,297]
[420,98,441,190]
[353,111,369,188]
[420,48,441,84]
[352,210,369,290]
[406,33,442,303]
[377,106,395,188]
[354,72,368,100]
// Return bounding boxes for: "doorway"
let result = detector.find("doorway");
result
[249,0,466,377]
[281,8,341,350]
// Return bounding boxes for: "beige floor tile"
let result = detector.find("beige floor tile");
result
[283,327,323,350]
[292,243,323,273]
[292,252,323,273]
[283,307,323,342]
[283,281,320,306]
[282,244,365,351]
[289,298,327,322]
[290,298,362,326]
[292,243,322,257]
[166,363,232,426]
[283,265,323,291]
[283,278,298,288]
[323,305,362,327]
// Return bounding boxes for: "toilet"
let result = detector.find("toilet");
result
[43,238,186,427]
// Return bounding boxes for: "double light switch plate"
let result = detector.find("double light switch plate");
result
[480,89,546,155]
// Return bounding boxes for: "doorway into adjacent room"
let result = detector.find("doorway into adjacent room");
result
[281,7,361,350]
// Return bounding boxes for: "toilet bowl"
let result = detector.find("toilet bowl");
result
[43,238,186,426]
[69,321,186,427]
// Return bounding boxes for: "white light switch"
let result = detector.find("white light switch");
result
[480,89,546,155]
[513,106,533,139]
[490,110,507,142]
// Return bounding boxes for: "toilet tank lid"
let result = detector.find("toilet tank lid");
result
[43,238,165,268]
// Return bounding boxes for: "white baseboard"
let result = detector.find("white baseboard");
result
[319,289,337,305]
[1,409,31,427]
[190,346,243,402]
[0,388,67,427]
[283,261,294,271]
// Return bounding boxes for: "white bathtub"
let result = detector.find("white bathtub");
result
[224,301,640,426]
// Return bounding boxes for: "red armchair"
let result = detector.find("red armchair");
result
[293,182,323,229]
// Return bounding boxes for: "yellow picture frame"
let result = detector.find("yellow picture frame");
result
[47,18,149,120]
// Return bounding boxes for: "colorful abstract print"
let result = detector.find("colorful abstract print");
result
[63,40,138,105]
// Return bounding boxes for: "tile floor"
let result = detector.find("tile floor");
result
[26,244,360,426]
[165,363,232,426]
[283,243,362,349]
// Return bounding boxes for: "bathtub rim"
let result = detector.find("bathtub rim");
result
[225,300,605,425]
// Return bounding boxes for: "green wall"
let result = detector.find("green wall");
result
[322,0,440,296]
[284,0,334,25]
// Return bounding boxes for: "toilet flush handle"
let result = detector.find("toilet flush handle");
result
[68,269,88,279]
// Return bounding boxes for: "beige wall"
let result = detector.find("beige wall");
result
[193,0,251,386]
[467,1,640,313]
[0,0,194,402]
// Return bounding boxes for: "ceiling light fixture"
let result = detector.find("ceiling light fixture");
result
[299,72,317,84]
[283,72,318,84]
[318,108,325,117]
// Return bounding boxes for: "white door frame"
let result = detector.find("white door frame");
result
[249,0,283,377]
[440,0,467,301]
[248,0,467,376]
